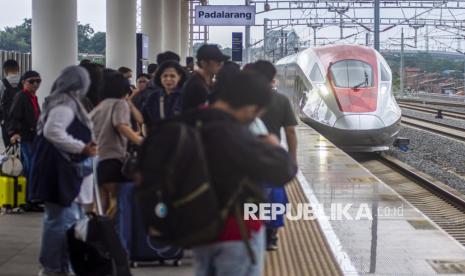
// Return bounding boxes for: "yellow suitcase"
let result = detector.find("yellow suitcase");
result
[0,176,26,209]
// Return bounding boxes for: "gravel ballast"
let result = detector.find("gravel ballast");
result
[387,125,465,194]
[400,102,465,114]
[401,108,465,129]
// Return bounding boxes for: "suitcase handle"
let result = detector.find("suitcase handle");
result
[13,177,18,208]
[93,157,104,216]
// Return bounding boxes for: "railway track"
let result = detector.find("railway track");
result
[401,115,465,141]
[355,154,465,246]
[399,102,465,120]
[397,98,465,108]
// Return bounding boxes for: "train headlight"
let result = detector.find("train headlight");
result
[380,83,389,95]
[317,84,329,96]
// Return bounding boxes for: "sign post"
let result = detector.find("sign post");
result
[195,5,256,26]
[232,32,243,62]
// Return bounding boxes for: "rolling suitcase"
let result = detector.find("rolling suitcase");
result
[0,176,27,212]
[118,182,183,267]
[67,158,132,276]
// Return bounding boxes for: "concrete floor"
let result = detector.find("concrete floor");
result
[0,212,194,276]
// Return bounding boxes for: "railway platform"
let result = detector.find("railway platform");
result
[295,123,465,275]
[2,123,465,275]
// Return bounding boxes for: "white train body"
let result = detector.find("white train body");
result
[276,44,401,152]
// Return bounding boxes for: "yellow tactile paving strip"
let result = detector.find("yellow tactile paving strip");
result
[264,180,342,276]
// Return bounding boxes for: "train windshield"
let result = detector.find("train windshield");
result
[330,60,374,89]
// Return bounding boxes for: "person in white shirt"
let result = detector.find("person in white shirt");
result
[30,66,98,276]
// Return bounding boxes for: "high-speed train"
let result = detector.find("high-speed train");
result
[275,44,401,152]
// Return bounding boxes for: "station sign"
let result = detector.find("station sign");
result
[195,5,256,26]
[232,32,243,62]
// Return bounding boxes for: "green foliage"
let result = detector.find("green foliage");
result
[0,19,31,52]
[78,23,94,53]
[87,32,106,54]
[0,18,106,54]
[384,52,465,75]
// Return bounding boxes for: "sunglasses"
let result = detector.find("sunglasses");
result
[27,79,42,84]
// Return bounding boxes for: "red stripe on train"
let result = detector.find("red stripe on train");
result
[314,45,378,113]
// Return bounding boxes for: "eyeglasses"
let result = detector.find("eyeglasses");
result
[27,79,42,84]
[137,80,148,84]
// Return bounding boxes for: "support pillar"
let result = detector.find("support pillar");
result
[32,0,77,103]
[374,0,380,51]
[142,0,163,63]
[245,0,251,63]
[163,0,181,55]
[106,0,137,75]
[180,0,190,65]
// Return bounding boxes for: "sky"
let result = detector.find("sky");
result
[1,0,464,51]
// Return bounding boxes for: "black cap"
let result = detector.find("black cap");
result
[196,44,230,62]
[21,70,40,80]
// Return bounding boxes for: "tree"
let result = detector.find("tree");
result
[78,23,94,53]
[0,18,31,52]
[0,19,106,55]
[87,32,106,54]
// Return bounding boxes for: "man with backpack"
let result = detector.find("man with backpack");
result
[137,71,297,276]
[249,60,298,251]
[0,60,21,148]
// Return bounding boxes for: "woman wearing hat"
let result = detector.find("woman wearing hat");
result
[8,70,42,177]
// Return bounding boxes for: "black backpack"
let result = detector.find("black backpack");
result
[135,120,260,263]
[1,79,20,123]
[136,121,221,246]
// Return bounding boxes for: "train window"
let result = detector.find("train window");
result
[330,60,374,88]
[309,64,324,82]
[381,63,390,81]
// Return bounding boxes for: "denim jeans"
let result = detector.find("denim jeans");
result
[39,202,85,274]
[20,141,32,177]
[193,226,266,276]
[20,141,32,199]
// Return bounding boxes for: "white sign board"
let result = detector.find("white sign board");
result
[195,5,256,26]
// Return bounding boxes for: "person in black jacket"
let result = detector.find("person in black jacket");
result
[8,70,41,177]
[181,44,229,112]
[184,71,297,276]
[0,59,21,148]
[142,61,187,129]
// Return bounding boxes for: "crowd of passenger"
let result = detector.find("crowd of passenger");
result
[0,44,298,276]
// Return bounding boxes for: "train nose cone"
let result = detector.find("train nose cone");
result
[334,115,385,130]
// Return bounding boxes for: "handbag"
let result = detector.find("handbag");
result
[121,146,138,179]
[70,157,94,178]
[110,102,140,180]
[1,143,23,177]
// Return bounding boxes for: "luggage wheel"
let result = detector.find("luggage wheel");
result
[173,260,181,267]
[11,207,24,214]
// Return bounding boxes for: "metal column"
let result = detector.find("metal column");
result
[374,0,380,51]
[400,28,405,96]
[245,0,251,63]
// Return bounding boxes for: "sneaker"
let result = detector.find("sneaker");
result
[266,228,279,251]
[266,240,278,251]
